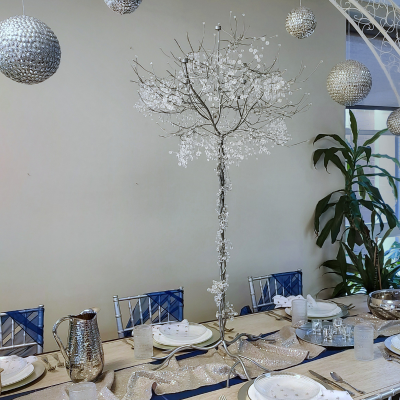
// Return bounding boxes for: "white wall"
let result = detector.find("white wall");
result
[0,0,345,350]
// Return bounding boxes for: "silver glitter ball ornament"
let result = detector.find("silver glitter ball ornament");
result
[104,0,142,14]
[327,60,372,106]
[286,6,317,39]
[387,109,400,136]
[0,15,61,85]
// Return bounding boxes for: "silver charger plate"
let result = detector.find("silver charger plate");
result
[296,322,354,347]
[286,304,349,320]
[153,326,220,350]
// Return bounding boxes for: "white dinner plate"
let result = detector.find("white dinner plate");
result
[2,363,34,387]
[237,380,327,400]
[153,326,220,350]
[253,373,322,400]
[385,336,400,356]
[1,361,46,392]
[0,355,29,381]
[285,304,349,320]
[159,322,207,341]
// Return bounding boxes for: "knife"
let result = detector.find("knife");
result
[309,370,355,396]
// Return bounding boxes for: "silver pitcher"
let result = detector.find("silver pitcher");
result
[53,309,104,382]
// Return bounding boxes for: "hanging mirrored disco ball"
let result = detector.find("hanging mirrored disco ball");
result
[104,0,142,14]
[0,15,61,85]
[285,6,317,39]
[387,108,400,136]
[327,60,372,106]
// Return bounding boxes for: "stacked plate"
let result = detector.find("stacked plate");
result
[152,320,216,350]
[385,334,400,355]
[0,356,39,387]
[285,301,344,320]
[246,372,324,400]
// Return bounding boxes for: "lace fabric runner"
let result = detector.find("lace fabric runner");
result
[345,313,400,338]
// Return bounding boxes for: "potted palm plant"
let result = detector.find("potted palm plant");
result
[314,110,400,295]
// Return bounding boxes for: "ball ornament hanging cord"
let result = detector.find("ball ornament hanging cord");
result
[133,14,318,384]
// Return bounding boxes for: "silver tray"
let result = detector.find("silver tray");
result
[296,322,354,347]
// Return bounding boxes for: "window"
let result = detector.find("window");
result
[346,17,400,246]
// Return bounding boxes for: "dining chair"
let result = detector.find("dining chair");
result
[0,305,44,357]
[241,270,303,314]
[113,287,184,338]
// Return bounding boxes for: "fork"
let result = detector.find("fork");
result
[52,353,65,368]
[40,356,56,371]
[212,322,234,332]
[380,346,400,364]
[219,395,228,400]
[124,338,135,349]
[266,310,292,322]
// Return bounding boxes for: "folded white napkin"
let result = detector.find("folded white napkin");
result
[61,371,117,400]
[274,295,341,317]
[152,323,212,346]
[0,355,37,384]
[248,383,352,400]
[159,319,190,336]
[392,335,400,350]
[273,295,305,308]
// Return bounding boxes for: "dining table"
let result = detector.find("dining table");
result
[1,294,398,400]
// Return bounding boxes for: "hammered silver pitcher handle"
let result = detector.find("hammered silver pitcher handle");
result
[52,316,71,367]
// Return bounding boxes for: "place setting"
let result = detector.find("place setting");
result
[0,355,46,394]
[236,371,355,400]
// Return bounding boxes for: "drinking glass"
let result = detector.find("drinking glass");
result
[323,325,333,341]
[345,324,354,338]
[333,318,343,334]
[133,325,154,360]
[291,299,308,327]
[312,319,322,335]
[69,382,97,400]
[354,324,374,361]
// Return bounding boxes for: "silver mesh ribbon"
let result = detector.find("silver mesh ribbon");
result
[388,109,400,136]
[104,0,142,14]
[327,60,372,106]
[0,15,61,85]
[285,6,317,39]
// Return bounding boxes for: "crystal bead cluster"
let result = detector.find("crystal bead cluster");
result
[104,0,142,14]
[0,16,61,84]
[285,6,317,39]
[327,60,372,106]
[387,109,400,136]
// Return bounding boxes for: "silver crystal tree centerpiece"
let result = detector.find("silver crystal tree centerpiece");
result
[133,16,313,381]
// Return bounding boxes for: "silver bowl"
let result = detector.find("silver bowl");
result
[368,289,400,320]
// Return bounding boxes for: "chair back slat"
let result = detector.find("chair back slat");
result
[247,270,302,313]
[113,288,184,339]
[0,306,44,356]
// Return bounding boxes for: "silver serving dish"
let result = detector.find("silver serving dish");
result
[296,322,354,347]
[368,289,400,320]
